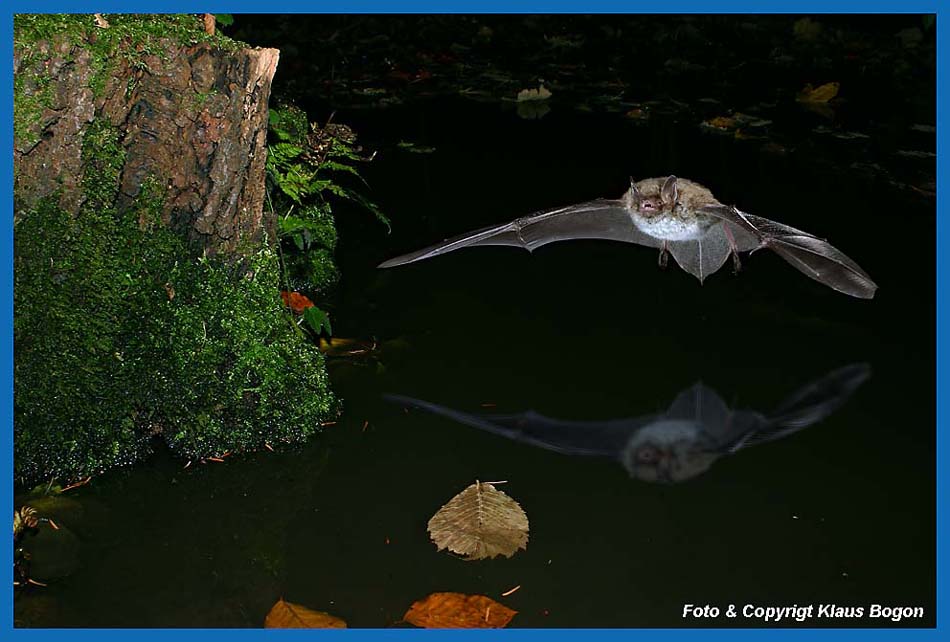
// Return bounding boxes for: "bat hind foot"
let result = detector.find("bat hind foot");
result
[658,247,669,270]
[731,251,742,274]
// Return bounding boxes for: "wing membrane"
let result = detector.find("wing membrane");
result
[378,199,659,268]
[701,205,877,299]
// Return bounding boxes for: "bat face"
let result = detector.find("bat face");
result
[619,418,719,483]
[378,175,878,299]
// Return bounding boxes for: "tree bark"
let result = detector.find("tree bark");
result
[14,36,279,257]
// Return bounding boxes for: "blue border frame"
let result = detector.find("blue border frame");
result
[5,1,944,639]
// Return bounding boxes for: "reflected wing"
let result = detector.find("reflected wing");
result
[384,393,652,458]
[731,363,872,452]
[701,205,877,299]
[665,382,769,452]
[379,199,661,268]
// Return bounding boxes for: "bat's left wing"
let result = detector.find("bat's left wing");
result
[701,205,877,299]
[379,199,661,268]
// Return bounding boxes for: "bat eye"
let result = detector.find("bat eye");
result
[637,446,659,463]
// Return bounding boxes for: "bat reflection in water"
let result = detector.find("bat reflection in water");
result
[379,176,877,299]
[385,364,871,483]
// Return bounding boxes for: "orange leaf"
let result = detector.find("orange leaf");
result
[264,599,346,628]
[404,592,517,629]
[280,291,315,314]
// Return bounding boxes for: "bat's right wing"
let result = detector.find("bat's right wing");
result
[378,199,661,268]
[701,205,877,299]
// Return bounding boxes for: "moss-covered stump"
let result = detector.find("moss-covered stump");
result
[15,14,277,255]
[14,15,338,484]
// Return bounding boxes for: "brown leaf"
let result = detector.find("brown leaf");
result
[203,13,216,36]
[404,592,517,628]
[264,599,346,628]
[428,480,528,560]
[701,115,737,131]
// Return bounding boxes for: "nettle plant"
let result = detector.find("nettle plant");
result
[266,104,387,337]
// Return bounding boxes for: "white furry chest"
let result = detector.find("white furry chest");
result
[631,212,709,241]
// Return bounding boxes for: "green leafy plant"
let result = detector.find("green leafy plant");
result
[265,104,386,334]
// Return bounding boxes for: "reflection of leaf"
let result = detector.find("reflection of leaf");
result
[396,141,437,154]
[318,336,376,357]
[264,599,347,628]
[428,480,528,560]
[516,101,551,120]
[797,82,839,103]
[404,592,517,628]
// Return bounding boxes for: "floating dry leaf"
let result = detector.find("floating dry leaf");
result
[428,480,528,560]
[404,592,517,628]
[516,85,552,102]
[701,115,737,131]
[797,81,840,103]
[264,599,347,628]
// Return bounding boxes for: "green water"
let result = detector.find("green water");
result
[14,100,934,628]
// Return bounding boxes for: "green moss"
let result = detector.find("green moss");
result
[14,14,243,55]
[14,117,338,484]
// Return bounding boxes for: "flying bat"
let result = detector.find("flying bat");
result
[379,176,877,299]
[385,363,871,483]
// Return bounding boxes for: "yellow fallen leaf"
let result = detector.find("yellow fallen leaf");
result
[264,599,347,628]
[404,592,517,628]
[797,81,839,103]
[428,480,529,560]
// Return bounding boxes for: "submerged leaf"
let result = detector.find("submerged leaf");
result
[264,599,347,628]
[404,592,517,628]
[797,81,839,103]
[428,480,528,560]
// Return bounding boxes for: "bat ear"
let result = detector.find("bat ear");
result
[661,175,678,205]
[627,177,642,208]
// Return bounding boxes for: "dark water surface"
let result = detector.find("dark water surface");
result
[15,100,934,628]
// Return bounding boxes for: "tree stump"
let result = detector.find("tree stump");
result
[14,19,279,256]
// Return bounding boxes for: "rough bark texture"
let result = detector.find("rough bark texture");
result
[14,38,279,256]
